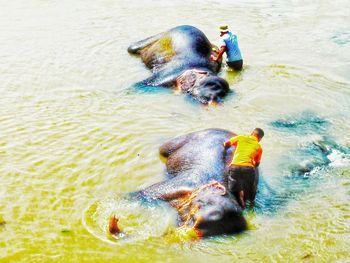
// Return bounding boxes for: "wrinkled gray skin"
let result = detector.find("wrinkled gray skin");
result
[128,25,229,104]
[134,129,248,237]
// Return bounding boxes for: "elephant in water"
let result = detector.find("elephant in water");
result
[110,129,249,238]
[108,119,345,238]
[128,25,230,104]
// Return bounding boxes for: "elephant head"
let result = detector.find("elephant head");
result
[173,181,246,237]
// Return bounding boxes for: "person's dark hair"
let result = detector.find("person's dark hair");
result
[254,128,264,139]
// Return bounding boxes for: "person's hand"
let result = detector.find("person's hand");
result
[210,55,217,62]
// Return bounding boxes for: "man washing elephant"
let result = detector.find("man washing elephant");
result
[108,128,264,238]
[128,25,230,104]
[211,25,243,71]
[223,128,264,209]
[109,129,248,238]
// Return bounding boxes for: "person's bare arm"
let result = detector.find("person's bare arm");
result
[223,135,240,149]
[253,148,263,167]
[211,46,226,62]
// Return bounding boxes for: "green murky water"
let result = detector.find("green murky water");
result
[1,1,349,262]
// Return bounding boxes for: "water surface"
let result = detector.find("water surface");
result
[0,1,349,262]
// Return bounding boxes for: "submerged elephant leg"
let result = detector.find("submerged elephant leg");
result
[136,69,179,87]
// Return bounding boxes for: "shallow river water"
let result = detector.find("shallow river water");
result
[0,1,349,262]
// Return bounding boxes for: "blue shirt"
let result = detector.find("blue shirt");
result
[220,32,242,62]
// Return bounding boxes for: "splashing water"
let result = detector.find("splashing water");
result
[83,194,177,244]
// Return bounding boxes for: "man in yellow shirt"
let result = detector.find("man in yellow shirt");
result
[223,128,264,209]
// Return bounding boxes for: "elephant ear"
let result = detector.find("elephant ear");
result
[139,34,176,69]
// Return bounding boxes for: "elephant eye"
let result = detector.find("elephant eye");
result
[196,200,205,206]
[208,211,222,221]
[217,90,226,97]
[205,82,216,88]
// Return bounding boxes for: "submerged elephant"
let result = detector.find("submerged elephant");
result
[128,25,230,104]
[110,129,250,238]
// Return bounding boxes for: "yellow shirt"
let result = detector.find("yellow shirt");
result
[228,135,262,167]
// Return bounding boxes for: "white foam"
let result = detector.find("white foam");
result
[327,150,350,167]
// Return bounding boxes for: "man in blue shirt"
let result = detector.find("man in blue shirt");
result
[211,25,243,71]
